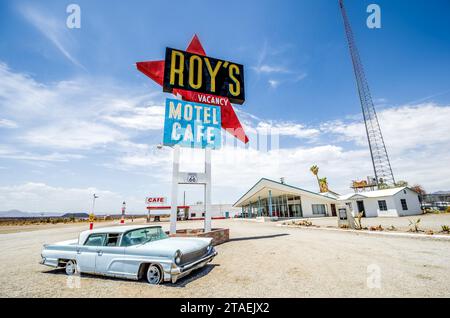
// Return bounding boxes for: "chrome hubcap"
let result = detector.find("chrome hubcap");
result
[147,265,161,285]
[66,261,75,275]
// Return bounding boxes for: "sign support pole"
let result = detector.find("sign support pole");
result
[204,148,212,232]
[170,144,180,234]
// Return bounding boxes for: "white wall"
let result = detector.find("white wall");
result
[189,204,241,218]
[394,189,422,216]
[300,196,333,218]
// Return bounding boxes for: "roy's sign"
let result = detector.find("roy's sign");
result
[163,98,221,149]
[163,48,245,105]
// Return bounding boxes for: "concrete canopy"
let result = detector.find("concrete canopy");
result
[233,178,337,207]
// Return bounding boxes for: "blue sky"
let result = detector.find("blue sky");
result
[1,0,449,213]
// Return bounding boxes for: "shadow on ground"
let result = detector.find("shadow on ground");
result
[166,264,218,288]
[42,263,218,288]
[228,233,289,242]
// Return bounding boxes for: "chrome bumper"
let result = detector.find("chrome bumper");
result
[169,250,217,283]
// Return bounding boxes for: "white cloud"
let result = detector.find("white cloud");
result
[0,62,161,151]
[0,146,84,162]
[22,121,126,149]
[321,103,450,155]
[1,61,449,211]
[268,79,280,88]
[103,106,165,130]
[0,119,18,128]
[255,121,320,139]
[0,182,144,213]
[19,5,84,69]
[252,65,290,74]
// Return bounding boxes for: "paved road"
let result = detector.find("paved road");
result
[0,219,449,297]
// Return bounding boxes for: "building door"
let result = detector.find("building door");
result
[356,200,365,217]
[330,204,337,216]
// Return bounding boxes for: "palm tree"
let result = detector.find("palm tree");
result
[319,177,329,193]
[310,165,320,191]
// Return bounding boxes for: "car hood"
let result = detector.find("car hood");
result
[125,237,211,258]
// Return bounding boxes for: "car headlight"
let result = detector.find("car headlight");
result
[174,250,182,265]
[207,244,213,253]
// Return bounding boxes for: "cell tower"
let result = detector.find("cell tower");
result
[338,0,395,188]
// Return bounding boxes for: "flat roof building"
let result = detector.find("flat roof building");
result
[233,178,338,218]
[233,178,422,219]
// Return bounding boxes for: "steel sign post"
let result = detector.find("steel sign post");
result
[170,145,180,234]
[204,148,212,232]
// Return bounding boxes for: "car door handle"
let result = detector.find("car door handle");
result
[97,250,103,256]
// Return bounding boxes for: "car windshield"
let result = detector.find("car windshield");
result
[121,227,168,247]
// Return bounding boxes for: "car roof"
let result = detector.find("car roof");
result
[78,225,161,244]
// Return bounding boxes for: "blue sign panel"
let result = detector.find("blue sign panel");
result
[163,98,222,149]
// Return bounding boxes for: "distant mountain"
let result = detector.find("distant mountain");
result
[61,212,89,218]
[0,210,63,218]
[432,191,450,195]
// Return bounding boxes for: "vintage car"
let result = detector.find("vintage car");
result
[40,225,217,284]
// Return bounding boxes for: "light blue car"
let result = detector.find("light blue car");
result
[40,225,217,284]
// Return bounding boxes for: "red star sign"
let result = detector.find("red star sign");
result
[136,34,249,144]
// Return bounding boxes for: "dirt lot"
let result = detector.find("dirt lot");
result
[292,213,450,233]
[0,218,449,297]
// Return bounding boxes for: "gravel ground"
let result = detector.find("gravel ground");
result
[0,218,449,297]
[287,213,450,233]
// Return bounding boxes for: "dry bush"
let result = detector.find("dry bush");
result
[294,219,313,227]
[354,212,364,230]
[369,225,384,231]
[408,218,421,232]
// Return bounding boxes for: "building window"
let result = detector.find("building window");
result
[378,200,388,211]
[401,199,408,210]
[202,212,205,217]
[190,213,195,218]
[312,204,326,215]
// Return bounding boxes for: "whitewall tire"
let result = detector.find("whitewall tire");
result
[146,264,162,285]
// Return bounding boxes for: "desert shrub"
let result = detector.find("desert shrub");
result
[425,230,434,235]
[446,207,450,213]
[294,219,313,227]
[339,224,349,229]
[408,218,421,232]
[369,225,383,231]
[441,225,450,233]
[387,225,396,231]
[354,212,364,230]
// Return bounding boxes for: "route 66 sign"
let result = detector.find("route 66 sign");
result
[186,173,198,183]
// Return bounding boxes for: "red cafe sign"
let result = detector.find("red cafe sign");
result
[145,197,167,206]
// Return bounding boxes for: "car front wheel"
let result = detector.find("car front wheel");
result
[146,264,162,285]
[65,260,77,276]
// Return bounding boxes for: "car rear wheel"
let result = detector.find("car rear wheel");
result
[146,264,162,285]
[65,260,77,276]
